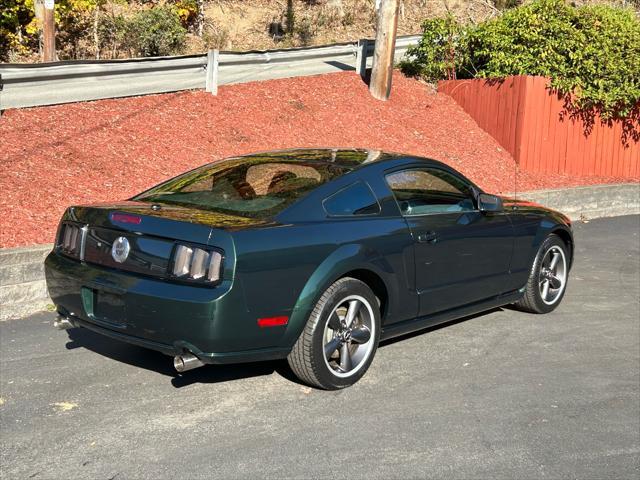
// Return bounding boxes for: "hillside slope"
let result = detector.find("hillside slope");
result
[1,71,633,248]
[193,0,495,52]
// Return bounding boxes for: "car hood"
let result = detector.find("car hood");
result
[499,196,571,225]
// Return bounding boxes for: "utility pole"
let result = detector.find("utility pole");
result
[42,0,56,62]
[369,0,400,101]
[33,0,44,58]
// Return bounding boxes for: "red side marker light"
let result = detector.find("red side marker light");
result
[257,316,289,328]
[111,213,142,225]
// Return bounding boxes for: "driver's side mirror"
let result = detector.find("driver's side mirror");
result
[477,193,504,213]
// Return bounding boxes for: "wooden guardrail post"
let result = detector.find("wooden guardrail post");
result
[355,39,369,80]
[205,49,219,95]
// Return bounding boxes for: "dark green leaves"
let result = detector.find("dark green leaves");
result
[401,0,640,122]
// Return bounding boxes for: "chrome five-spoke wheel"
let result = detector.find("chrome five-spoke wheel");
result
[288,277,381,389]
[538,245,567,305]
[514,234,571,314]
[322,295,375,378]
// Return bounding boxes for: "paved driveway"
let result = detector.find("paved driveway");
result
[1,215,639,479]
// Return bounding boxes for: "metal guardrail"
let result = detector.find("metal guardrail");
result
[0,55,207,109]
[0,35,420,110]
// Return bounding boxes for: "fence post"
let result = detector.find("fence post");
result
[205,49,219,95]
[355,39,369,80]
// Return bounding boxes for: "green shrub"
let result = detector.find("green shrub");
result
[403,0,640,122]
[398,16,467,82]
[554,3,640,120]
[55,0,96,59]
[97,10,130,58]
[0,0,37,62]
[172,0,198,29]
[128,6,186,57]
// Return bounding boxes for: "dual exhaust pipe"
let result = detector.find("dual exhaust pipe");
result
[173,353,205,372]
[54,316,73,330]
[54,314,204,373]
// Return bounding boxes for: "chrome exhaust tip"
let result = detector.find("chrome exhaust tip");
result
[53,316,73,330]
[173,353,205,372]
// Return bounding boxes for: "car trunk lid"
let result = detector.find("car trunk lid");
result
[57,200,250,281]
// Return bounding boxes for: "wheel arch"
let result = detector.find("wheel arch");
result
[527,216,574,272]
[282,243,396,348]
[550,226,574,269]
[338,268,389,321]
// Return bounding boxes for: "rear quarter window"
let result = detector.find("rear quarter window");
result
[134,158,350,219]
[323,181,380,217]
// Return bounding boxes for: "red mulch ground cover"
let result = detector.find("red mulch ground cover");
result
[0,71,634,248]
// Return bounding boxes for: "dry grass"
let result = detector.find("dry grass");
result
[194,0,634,53]
[191,0,498,53]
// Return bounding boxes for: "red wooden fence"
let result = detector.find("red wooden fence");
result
[438,76,639,178]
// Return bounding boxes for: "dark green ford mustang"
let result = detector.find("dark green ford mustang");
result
[46,148,573,389]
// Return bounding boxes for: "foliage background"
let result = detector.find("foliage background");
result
[4,0,635,63]
[402,0,640,127]
[1,0,194,61]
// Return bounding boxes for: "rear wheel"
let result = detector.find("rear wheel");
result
[514,234,569,314]
[287,277,381,389]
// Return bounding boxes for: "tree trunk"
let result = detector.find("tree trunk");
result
[93,5,100,59]
[34,0,45,59]
[286,0,295,35]
[196,0,205,37]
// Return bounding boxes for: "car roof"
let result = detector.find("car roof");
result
[230,147,475,190]
[233,148,417,168]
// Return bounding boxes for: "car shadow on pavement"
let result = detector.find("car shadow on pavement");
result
[64,327,299,388]
[379,307,503,348]
[64,307,504,388]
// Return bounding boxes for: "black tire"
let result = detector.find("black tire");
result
[513,234,570,314]
[287,277,381,390]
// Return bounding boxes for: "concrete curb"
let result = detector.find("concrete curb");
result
[0,183,638,321]
[0,245,52,321]
[519,183,639,221]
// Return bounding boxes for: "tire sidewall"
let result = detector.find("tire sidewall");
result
[310,279,381,389]
[530,235,569,313]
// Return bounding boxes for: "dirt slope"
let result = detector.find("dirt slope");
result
[0,71,630,248]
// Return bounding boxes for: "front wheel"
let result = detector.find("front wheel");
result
[513,234,570,314]
[287,277,381,390]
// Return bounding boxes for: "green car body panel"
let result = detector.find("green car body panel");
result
[45,149,573,365]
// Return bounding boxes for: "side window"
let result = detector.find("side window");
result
[323,181,380,216]
[386,168,476,216]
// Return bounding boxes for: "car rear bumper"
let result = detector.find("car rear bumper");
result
[57,314,290,364]
[45,252,291,364]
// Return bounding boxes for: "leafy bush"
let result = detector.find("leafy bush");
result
[55,0,96,59]
[398,16,466,81]
[173,0,198,28]
[0,0,37,62]
[127,6,186,57]
[97,9,130,58]
[403,0,640,122]
[1,0,99,62]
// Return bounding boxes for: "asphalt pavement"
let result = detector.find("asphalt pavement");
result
[1,215,639,479]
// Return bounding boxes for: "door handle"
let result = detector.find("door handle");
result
[418,231,438,244]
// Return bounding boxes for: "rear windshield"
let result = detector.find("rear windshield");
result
[134,156,351,219]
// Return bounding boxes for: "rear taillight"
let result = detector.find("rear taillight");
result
[57,223,83,258]
[171,244,223,284]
